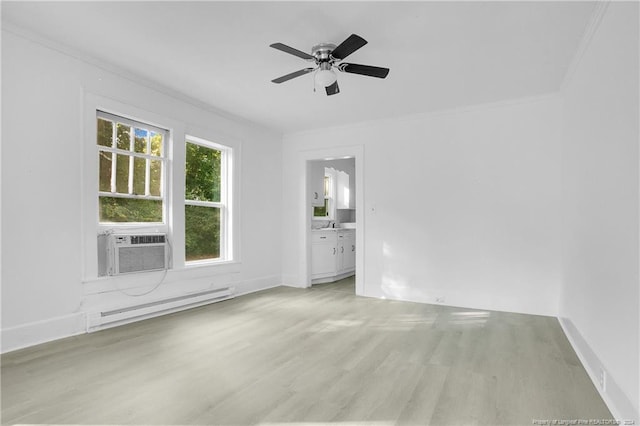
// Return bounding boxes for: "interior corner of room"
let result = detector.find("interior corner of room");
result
[1,1,638,424]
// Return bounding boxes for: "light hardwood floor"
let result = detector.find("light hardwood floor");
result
[2,280,612,425]
[311,275,356,294]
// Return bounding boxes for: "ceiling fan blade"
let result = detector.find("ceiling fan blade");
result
[325,81,340,96]
[337,63,390,79]
[331,34,367,60]
[271,68,315,84]
[270,43,315,60]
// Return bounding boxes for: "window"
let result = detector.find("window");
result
[97,111,167,223]
[89,102,238,278]
[313,171,333,219]
[185,137,230,263]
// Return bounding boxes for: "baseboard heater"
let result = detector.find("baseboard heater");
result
[86,287,234,331]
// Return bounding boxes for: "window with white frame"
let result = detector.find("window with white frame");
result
[184,137,231,263]
[313,169,334,219]
[91,105,236,277]
[97,111,167,224]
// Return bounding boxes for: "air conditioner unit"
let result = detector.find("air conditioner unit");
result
[102,233,168,276]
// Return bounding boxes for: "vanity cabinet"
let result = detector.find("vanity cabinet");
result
[311,231,337,278]
[311,229,355,283]
[339,230,356,272]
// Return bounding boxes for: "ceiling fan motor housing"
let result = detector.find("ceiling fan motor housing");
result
[311,43,337,63]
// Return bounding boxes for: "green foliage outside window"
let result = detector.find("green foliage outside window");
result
[97,114,228,262]
[185,205,220,261]
[185,142,223,262]
[97,116,165,223]
[100,197,162,223]
[185,143,221,202]
[313,175,330,217]
[313,199,329,217]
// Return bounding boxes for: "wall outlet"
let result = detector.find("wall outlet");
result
[598,367,606,392]
[435,296,445,303]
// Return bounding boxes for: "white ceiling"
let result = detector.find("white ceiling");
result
[2,1,596,133]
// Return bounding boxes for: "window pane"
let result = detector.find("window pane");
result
[116,123,131,150]
[97,118,113,147]
[99,151,112,192]
[314,199,329,217]
[185,142,221,202]
[149,159,162,196]
[134,128,147,154]
[185,205,220,261]
[115,154,130,194]
[99,197,162,223]
[150,132,162,157]
[133,157,146,195]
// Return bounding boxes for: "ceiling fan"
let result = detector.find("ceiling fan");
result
[270,34,390,96]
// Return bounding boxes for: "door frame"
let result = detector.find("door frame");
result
[299,144,365,295]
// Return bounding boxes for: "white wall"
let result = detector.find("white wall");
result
[1,30,283,352]
[283,95,563,316]
[560,3,639,421]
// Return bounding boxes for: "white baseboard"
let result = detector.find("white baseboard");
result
[233,275,282,296]
[281,273,304,288]
[312,270,355,285]
[368,286,557,318]
[559,317,639,422]
[1,313,86,354]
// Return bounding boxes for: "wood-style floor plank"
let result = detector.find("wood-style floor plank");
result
[1,278,612,425]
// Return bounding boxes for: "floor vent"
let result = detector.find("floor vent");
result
[87,287,234,331]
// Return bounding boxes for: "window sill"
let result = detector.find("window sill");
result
[185,259,239,270]
[82,261,241,295]
[82,260,240,283]
[177,260,241,280]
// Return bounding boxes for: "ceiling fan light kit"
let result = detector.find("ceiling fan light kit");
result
[315,62,337,87]
[270,34,390,96]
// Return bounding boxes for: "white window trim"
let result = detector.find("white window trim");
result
[82,94,180,281]
[313,168,335,220]
[82,92,241,284]
[184,135,233,265]
[96,110,169,227]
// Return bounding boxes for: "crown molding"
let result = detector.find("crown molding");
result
[560,1,610,92]
[287,92,561,138]
[1,21,281,136]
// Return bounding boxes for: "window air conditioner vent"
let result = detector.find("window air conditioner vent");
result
[98,233,168,276]
[130,235,166,245]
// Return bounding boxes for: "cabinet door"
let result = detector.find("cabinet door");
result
[310,162,325,207]
[337,235,345,272]
[336,170,350,209]
[342,232,356,271]
[311,242,337,276]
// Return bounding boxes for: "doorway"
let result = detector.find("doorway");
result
[300,145,364,296]
[309,158,356,294]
